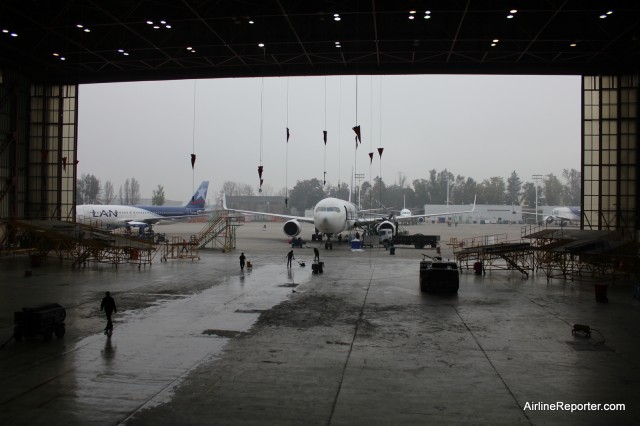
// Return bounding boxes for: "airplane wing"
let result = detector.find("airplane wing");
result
[395,196,476,221]
[222,194,315,224]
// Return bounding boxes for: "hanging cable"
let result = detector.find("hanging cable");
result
[191,79,197,193]
[258,67,264,193]
[285,77,289,206]
[323,75,327,187]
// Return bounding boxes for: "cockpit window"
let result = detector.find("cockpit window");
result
[315,206,341,213]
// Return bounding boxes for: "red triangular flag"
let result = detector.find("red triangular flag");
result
[190,154,196,169]
[378,147,384,158]
[258,165,263,179]
[368,152,374,164]
[323,130,327,145]
[352,125,361,144]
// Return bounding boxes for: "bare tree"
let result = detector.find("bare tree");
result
[102,180,114,204]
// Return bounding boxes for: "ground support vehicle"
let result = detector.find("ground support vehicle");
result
[13,303,66,342]
[419,256,459,293]
[393,233,440,249]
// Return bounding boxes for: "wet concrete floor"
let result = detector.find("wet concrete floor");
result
[0,222,639,425]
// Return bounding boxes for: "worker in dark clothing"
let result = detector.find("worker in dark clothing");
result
[313,247,320,262]
[100,291,117,333]
[239,252,246,270]
[286,250,295,268]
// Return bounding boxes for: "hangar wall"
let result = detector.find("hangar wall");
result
[0,69,78,245]
[582,75,639,240]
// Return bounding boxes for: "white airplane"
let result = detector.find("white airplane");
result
[222,193,475,239]
[544,206,581,225]
[76,181,209,228]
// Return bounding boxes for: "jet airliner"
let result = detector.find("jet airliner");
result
[76,181,209,228]
[223,193,475,240]
[544,206,581,225]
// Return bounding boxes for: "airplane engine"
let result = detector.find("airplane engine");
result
[376,220,396,235]
[544,215,555,224]
[418,217,425,223]
[283,219,302,237]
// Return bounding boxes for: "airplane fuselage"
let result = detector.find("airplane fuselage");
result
[312,197,359,235]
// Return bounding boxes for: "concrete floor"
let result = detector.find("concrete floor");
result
[0,222,638,425]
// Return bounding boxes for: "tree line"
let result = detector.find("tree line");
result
[244,168,581,213]
[76,175,165,206]
[77,168,580,212]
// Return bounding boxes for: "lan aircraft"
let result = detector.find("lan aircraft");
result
[223,194,475,240]
[76,181,209,228]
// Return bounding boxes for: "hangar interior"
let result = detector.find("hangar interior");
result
[0,2,639,244]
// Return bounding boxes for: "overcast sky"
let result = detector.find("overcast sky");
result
[78,74,580,204]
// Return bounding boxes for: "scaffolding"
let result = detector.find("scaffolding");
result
[522,227,635,282]
[195,215,238,251]
[452,233,534,277]
[0,219,157,268]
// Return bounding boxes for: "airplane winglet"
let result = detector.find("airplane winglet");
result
[471,195,477,212]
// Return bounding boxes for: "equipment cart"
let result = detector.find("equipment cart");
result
[13,303,66,341]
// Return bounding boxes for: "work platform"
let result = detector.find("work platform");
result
[522,227,637,282]
[0,214,239,268]
[452,234,534,277]
[451,225,639,283]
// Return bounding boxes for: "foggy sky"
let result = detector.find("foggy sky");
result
[77,74,581,204]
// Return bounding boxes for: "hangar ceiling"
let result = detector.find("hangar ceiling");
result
[1,1,639,84]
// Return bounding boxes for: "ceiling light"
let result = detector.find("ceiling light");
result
[599,14,607,19]
[2,29,8,33]
[190,49,196,53]
[118,49,124,53]
[570,43,577,47]
[491,43,497,47]
[334,14,339,17]
[334,17,341,21]
[507,14,514,19]
[409,10,416,14]
[160,20,166,24]
[153,25,160,29]
[53,53,59,56]
[409,16,414,20]
[186,47,192,50]
[425,11,431,14]
[123,52,129,56]
[249,20,254,24]
[510,9,518,14]
[60,57,65,61]
[493,39,499,43]
[258,43,265,48]
[165,25,171,29]
[146,21,153,25]
[10,32,18,37]
[76,24,83,28]
[607,11,613,15]
[84,28,90,32]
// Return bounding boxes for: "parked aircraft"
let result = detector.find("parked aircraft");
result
[76,181,209,228]
[544,206,581,225]
[223,194,475,239]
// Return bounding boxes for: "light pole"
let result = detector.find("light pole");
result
[354,173,365,209]
[532,174,543,225]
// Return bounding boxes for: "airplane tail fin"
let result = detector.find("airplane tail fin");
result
[471,195,476,212]
[186,181,209,209]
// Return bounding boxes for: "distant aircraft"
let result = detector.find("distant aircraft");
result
[544,206,581,225]
[76,181,209,228]
[222,193,475,240]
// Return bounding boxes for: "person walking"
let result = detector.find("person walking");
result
[100,291,117,334]
[239,252,246,270]
[313,247,320,262]
[286,250,295,268]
